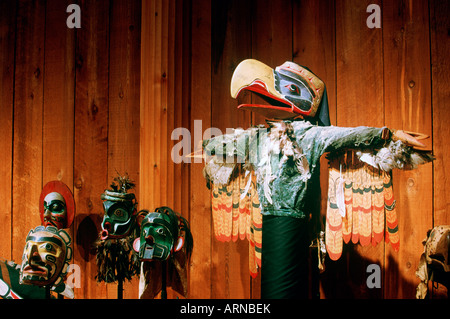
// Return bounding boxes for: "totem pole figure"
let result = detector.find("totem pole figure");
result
[202,59,433,298]
[95,174,140,299]
[134,206,193,299]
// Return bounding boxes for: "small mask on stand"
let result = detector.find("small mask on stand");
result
[95,174,140,286]
[134,207,193,299]
[99,175,137,240]
[134,211,183,261]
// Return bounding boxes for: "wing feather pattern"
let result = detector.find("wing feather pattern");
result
[342,155,353,244]
[371,168,385,245]
[384,173,400,251]
[325,158,343,261]
[359,166,372,246]
[210,165,263,277]
[351,165,361,244]
[325,151,405,260]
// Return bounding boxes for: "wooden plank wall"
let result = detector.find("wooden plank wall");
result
[0,0,448,299]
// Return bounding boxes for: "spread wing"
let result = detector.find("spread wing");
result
[325,137,433,260]
[209,164,262,278]
[326,153,398,260]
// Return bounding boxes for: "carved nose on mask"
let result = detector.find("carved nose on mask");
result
[44,209,51,219]
[30,245,40,262]
[145,235,154,245]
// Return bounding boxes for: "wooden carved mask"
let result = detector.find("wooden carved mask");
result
[19,226,72,287]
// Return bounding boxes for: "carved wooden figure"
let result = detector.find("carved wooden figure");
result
[202,59,433,298]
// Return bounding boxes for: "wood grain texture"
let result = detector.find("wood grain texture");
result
[12,0,45,263]
[336,0,384,127]
[189,0,213,299]
[0,0,16,259]
[43,0,75,187]
[73,0,110,299]
[382,0,433,299]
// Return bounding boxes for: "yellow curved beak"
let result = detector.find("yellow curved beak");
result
[230,59,325,120]
[230,59,283,101]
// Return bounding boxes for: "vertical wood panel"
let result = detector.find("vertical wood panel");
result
[178,0,193,296]
[158,0,169,208]
[140,0,155,212]
[189,0,213,299]
[166,0,176,212]
[383,0,433,299]
[108,0,141,299]
[179,0,192,238]
[0,0,16,259]
[150,0,162,209]
[336,0,384,127]
[43,0,75,187]
[74,0,110,299]
[140,0,167,213]
[172,0,190,218]
[12,0,46,263]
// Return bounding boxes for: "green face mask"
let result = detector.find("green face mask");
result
[100,200,136,240]
[137,212,176,261]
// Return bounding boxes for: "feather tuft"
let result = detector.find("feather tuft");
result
[357,140,434,172]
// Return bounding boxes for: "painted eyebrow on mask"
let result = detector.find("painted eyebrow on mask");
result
[26,236,63,247]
